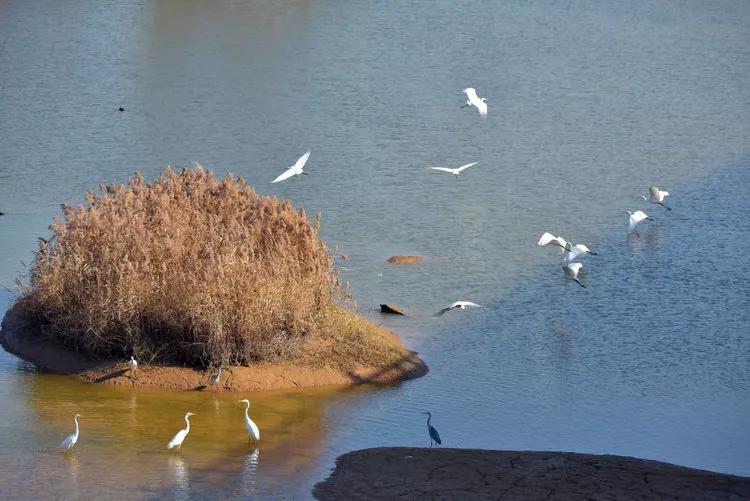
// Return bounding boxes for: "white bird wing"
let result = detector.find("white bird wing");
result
[272,166,297,183]
[537,232,556,246]
[294,150,311,170]
[564,247,582,263]
[463,87,479,103]
[633,210,649,223]
[563,263,583,279]
[167,429,188,449]
[455,162,479,173]
[429,167,457,174]
[456,301,481,308]
[247,418,261,440]
[477,100,488,117]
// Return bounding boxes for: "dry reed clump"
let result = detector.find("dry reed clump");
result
[19,165,402,369]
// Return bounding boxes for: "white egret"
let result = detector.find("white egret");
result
[167,412,195,450]
[641,186,671,210]
[59,413,81,451]
[271,151,311,183]
[435,301,482,316]
[128,355,138,373]
[537,232,569,253]
[428,162,479,177]
[562,262,586,288]
[627,210,654,233]
[462,87,487,117]
[210,364,223,386]
[421,411,442,447]
[238,399,261,444]
[564,244,598,263]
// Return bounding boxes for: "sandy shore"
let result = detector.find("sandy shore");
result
[0,305,427,392]
[313,448,750,500]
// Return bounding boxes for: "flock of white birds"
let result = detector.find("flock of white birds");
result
[57,88,671,452]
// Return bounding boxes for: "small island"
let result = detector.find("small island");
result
[0,166,426,391]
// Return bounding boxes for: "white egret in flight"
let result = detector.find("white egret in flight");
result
[562,263,586,288]
[462,88,487,117]
[167,412,195,450]
[421,411,442,447]
[238,400,261,444]
[641,186,671,210]
[627,210,654,233]
[564,244,598,263]
[428,162,479,177]
[537,232,569,253]
[59,413,81,451]
[271,151,311,183]
[435,301,482,316]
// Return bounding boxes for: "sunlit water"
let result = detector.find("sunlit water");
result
[1,0,749,498]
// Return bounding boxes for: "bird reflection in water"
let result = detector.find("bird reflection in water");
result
[169,455,190,500]
[241,448,260,496]
[62,452,80,496]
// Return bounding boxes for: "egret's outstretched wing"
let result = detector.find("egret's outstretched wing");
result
[463,87,479,102]
[537,232,556,246]
[429,167,456,173]
[294,151,311,170]
[632,210,649,223]
[434,306,453,316]
[455,162,479,173]
[272,167,296,183]
[456,301,481,308]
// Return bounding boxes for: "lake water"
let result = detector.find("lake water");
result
[1,0,749,498]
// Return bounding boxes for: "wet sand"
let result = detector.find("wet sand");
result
[0,305,427,392]
[313,448,750,500]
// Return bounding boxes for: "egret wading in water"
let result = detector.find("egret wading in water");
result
[435,301,482,316]
[59,413,81,451]
[627,210,654,233]
[421,412,442,447]
[210,364,223,386]
[564,244,598,264]
[641,186,671,210]
[563,262,586,288]
[428,162,479,177]
[238,400,260,444]
[167,412,195,451]
[462,87,487,117]
[537,232,569,253]
[271,151,310,183]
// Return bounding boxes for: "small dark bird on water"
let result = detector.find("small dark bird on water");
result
[0,211,4,216]
[118,106,125,112]
[421,411,442,447]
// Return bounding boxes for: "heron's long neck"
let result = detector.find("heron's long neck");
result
[73,416,79,437]
[184,415,191,432]
[243,403,250,419]
[426,414,431,427]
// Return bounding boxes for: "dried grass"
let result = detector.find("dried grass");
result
[18,165,402,369]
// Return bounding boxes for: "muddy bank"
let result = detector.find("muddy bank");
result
[0,305,427,392]
[313,448,750,500]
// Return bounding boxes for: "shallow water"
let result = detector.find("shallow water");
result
[1,0,749,498]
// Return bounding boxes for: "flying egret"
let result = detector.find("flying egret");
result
[167,412,195,450]
[563,244,598,263]
[462,88,487,117]
[428,162,479,177]
[271,151,311,183]
[421,411,442,447]
[537,232,569,253]
[435,301,482,316]
[641,186,671,210]
[210,364,223,386]
[59,413,81,451]
[128,355,138,373]
[562,262,586,288]
[238,400,261,444]
[627,210,654,233]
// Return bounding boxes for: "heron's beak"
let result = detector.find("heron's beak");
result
[302,172,309,175]
[648,218,655,221]
[589,251,598,256]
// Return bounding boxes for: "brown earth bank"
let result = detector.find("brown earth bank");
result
[387,255,422,265]
[313,448,750,500]
[0,305,427,392]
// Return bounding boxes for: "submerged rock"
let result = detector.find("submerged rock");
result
[380,304,406,315]
[386,255,422,265]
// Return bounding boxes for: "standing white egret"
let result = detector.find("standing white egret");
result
[435,301,482,316]
[210,364,223,386]
[641,186,671,210]
[421,411,442,447]
[271,151,311,183]
[462,88,488,117]
[563,244,598,263]
[537,232,569,253]
[59,413,81,451]
[627,210,654,233]
[128,355,138,373]
[428,162,479,177]
[167,412,195,450]
[562,262,586,288]
[238,400,261,444]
